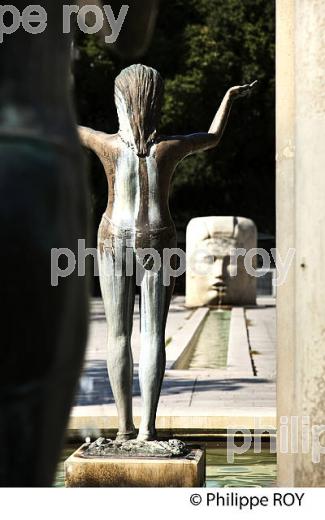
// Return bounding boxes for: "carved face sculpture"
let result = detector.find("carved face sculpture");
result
[186,217,257,306]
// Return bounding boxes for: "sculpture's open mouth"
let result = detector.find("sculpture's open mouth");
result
[211,281,227,292]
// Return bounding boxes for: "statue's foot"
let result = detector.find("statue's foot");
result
[116,429,137,442]
[137,429,157,442]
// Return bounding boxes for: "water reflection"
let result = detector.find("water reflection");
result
[188,310,231,369]
[205,442,276,487]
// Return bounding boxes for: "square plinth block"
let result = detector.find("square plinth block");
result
[64,444,205,487]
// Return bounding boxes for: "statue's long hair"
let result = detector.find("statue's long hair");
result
[115,64,164,157]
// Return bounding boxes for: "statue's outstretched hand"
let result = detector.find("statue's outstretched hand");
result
[228,80,258,100]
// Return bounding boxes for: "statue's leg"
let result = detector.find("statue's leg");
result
[137,260,176,441]
[98,234,136,440]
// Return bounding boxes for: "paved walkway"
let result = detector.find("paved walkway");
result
[70,296,276,434]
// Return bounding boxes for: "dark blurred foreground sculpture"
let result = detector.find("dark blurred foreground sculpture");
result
[0,0,159,487]
[79,64,256,442]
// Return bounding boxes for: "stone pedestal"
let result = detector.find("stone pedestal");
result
[65,444,205,487]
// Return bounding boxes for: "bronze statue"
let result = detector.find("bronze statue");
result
[79,64,256,441]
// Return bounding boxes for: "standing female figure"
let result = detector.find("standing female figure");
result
[79,64,256,441]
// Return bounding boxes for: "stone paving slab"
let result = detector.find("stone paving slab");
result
[69,406,276,434]
[246,304,276,378]
[227,308,254,375]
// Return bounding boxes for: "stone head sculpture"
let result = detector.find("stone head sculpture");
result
[186,216,257,306]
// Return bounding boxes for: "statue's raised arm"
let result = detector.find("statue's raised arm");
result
[173,80,257,159]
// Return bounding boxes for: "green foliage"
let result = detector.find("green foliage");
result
[73,0,275,235]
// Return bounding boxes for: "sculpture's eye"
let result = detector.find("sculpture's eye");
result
[201,254,214,265]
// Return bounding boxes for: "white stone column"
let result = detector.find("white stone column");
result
[277,0,325,486]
